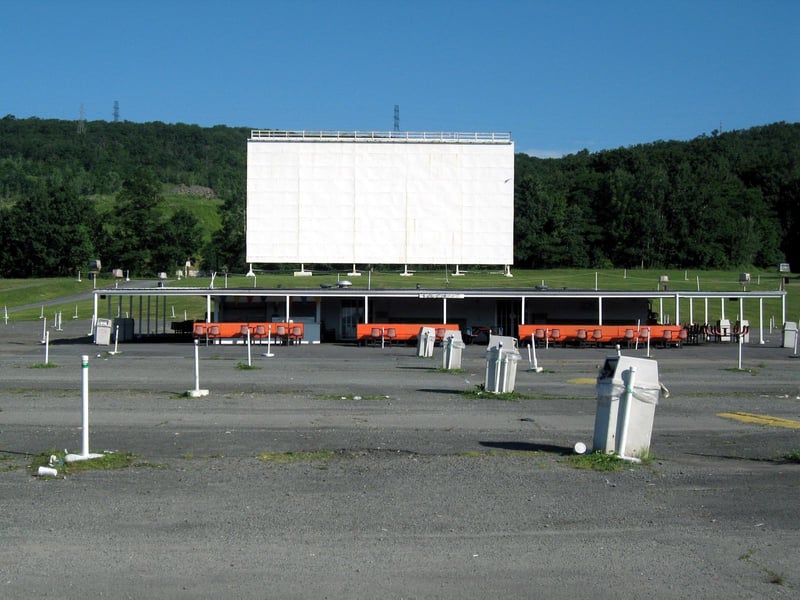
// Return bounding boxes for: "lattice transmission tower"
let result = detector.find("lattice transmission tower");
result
[77,104,86,135]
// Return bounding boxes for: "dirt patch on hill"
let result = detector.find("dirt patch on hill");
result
[168,184,216,198]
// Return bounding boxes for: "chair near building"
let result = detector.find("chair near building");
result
[623,329,635,348]
[369,327,382,346]
[289,325,303,345]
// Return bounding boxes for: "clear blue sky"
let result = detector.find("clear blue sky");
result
[2,0,797,157]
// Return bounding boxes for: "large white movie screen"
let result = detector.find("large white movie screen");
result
[246,131,514,266]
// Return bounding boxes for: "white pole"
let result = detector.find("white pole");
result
[39,305,44,319]
[246,328,252,366]
[3,305,7,324]
[73,304,78,319]
[616,366,638,461]
[186,340,209,398]
[738,331,743,370]
[81,355,90,457]
[759,299,764,345]
[696,275,700,291]
[527,341,542,372]
[44,331,50,365]
[111,325,120,354]
[494,345,503,393]
[194,340,201,392]
[57,311,63,331]
[263,325,274,357]
[41,317,47,344]
[646,329,651,358]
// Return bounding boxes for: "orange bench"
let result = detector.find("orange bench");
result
[192,322,304,344]
[518,324,685,348]
[356,323,460,345]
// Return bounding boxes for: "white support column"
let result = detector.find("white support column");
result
[598,296,603,326]
[739,296,744,326]
[443,298,447,324]
[364,295,369,324]
[520,297,526,325]
[759,298,765,344]
[675,294,680,325]
[206,295,211,323]
[781,294,786,326]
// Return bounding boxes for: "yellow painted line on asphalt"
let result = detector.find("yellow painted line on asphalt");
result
[717,412,800,429]
[567,377,596,385]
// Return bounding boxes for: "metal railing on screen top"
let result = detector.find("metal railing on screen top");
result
[249,130,512,142]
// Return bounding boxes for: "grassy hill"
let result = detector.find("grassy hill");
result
[91,188,223,245]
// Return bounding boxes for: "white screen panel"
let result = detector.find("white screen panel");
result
[247,136,514,265]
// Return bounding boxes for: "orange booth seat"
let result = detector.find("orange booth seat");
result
[192,322,304,344]
[518,324,686,348]
[356,323,460,345]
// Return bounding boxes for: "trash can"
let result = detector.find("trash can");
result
[484,344,521,393]
[718,318,731,342]
[417,326,435,358]
[94,318,113,345]
[738,319,750,344]
[486,334,518,351]
[442,333,466,370]
[593,355,661,459]
[782,322,798,349]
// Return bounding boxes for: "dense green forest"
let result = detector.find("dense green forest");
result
[0,115,797,278]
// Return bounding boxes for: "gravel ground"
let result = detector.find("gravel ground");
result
[1,319,799,599]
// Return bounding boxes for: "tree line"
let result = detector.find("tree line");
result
[514,123,799,271]
[0,115,797,278]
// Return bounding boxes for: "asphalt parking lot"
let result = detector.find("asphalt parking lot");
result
[2,319,799,599]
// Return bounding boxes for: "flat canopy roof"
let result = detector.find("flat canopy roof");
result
[94,286,787,302]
